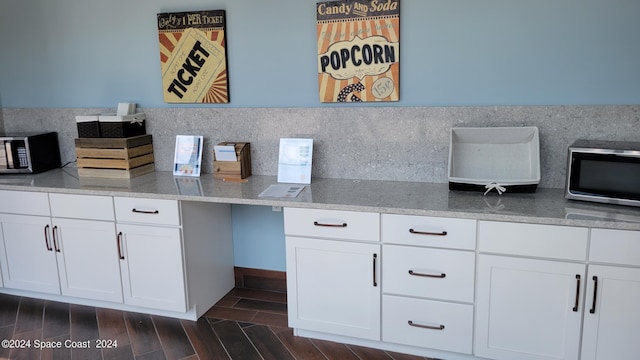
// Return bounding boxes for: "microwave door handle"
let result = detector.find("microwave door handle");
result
[5,142,14,169]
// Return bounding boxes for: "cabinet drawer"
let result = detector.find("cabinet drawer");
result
[478,221,588,261]
[284,208,379,241]
[383,295,473,354]
[383,245,475,302]
[0,190,50,216]
[50,193,114,221]
[590,228,640,266]
[114,197,180,226]
[382,214,476,250]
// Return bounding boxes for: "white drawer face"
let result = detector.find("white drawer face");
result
[383,295,473,354]
[0,190,50,216]
[284,208,380,242]
[382,214,476,250]
[383,245,475,302]
[49,193,114,221]
[478,221,588,261]
[114,197,180,226]
[590,228,640,266]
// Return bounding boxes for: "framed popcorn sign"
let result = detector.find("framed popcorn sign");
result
[317,0,400,103]
[157,10,229,103]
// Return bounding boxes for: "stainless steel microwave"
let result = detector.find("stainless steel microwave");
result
[0,132,61,174]
[565,140,640,207]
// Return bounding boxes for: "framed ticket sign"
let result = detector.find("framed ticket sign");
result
[317,0,400,103]
[157,10,229,103]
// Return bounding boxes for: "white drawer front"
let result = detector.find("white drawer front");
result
[383,295,473,354]
[284,208,379,241]
[0,190,50,216]
[590,228,640,266]
[478,221,588,261]
[49,193,114,221]
[383,245,475,302]
[382,214,476,250]
[114,197,180,226]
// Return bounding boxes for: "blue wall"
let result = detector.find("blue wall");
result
[1,0,639,108]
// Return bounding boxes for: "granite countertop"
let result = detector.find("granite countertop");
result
[2,168,640,231]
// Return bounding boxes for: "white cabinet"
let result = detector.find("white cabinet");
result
[381,214,476,355]
[114,197,234,317]
[0,190,59,294]
[475,221,589,360]
[53,218,122,302]
[0,213,60,294]
[284,208,381,341]
[581,229,640,360]
[581,265,640,360]
[117,223,186,312]
[49,193,122,303]
[475,255,585,360]
[115,197,186,312]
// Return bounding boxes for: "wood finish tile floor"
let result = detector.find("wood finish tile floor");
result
[0,289,437,360]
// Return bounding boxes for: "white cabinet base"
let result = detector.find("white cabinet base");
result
[294,328,483,360]
[0,287,202,321]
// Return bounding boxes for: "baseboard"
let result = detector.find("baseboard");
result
[234,266,287,293]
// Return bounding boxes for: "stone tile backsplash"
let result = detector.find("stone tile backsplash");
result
[2,105,639,188]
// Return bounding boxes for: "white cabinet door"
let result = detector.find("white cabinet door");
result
[117,223,186,312]
[475,255,585,360]
[53,218,122,303]
[286,236,381,340]
[0,214,60,294]
[581,265,640,360]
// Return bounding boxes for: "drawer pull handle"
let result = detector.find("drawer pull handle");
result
[44,225,53,251]
[372,254,378,287]
[132,208,159,214]
[589,276,598,314]
[573,274,581,312]
[409,229,447,236]
[313,221,347,228]
[408,270,446,278]
[52,226,61,253]
[117,232,125,260]
[408,320,445,330]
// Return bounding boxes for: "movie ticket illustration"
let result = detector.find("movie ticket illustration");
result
[158,10,229,103]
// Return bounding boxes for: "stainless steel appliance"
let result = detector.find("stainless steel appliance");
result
[0,132,61,174]
[566,140,640,207]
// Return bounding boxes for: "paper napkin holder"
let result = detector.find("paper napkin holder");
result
[213,142,252,180]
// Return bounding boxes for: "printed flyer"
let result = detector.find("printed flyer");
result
[317,0,400,103]
[158,10,229,103]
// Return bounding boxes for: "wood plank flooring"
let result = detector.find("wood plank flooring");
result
[0,289,438,360]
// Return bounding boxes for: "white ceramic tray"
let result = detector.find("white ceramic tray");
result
[448,127,540,191]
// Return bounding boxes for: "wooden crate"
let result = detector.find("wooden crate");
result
[213,142,252,180]
[75,135,155,178]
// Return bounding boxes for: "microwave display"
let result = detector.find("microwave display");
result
[566,140,640,207]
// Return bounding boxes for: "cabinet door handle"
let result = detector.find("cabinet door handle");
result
[589,276,599,314]
[117,232,125,260]
[408,320,445,330]
[408,270,446,278]
[313,221,347,228]
[372,253,378,287]
[52,226,61,253]
[132,208,159,214]
[409,228,447,236]
[44,224,53,251]
[573,274,581,312]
